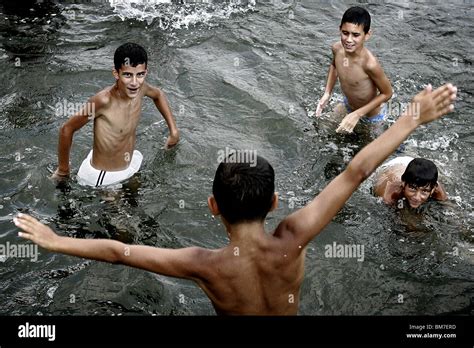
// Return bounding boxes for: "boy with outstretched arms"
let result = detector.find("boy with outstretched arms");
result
[373,157,447,208]
[52,43,179,187]
[316,6,393,134]
[16,84,456,315]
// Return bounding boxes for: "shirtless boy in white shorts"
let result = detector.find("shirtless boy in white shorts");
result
[52,43,179,187]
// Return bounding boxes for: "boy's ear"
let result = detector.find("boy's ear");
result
[365,29,372,41]
[269,192,279,212]
[401,181,407,193]
[208,195,220,216]
[112,69,119,80]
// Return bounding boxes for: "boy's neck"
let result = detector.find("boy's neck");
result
[224,220,267,243]
[112,83,134,102]
[345,45,365,58]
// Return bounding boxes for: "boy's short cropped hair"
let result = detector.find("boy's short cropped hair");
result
[212,155,275,225]
[114,42,148,71]
[401,158,438,189]
[340,6,371,34]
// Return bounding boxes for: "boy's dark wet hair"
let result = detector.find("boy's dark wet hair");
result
[213,155,275,225]
[401,158,438,189]
[340,6,371,34]
[114,43,148,71]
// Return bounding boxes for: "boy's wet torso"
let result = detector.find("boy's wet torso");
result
[92,85,143,171]
[334,42,382,118]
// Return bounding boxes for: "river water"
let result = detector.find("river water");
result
[0,0,472,315]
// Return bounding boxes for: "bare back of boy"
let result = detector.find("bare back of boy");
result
[333,42,383,118]
[194,228,305,315]
[373,163,406,204]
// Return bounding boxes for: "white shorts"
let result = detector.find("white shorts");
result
[77,150,143,187]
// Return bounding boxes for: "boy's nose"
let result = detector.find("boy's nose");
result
[414,191,423,200]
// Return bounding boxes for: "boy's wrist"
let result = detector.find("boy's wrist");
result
[49,235,63,253]
[56,167,70,176]
[398,113,420,131]
[349,111,362,120]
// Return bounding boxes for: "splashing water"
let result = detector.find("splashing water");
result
[108,0,256,29]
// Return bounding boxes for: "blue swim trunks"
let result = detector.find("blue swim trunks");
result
[343,96,386,123]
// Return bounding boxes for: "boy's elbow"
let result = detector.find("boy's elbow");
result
[347,160,371,184]
[110,242,126,264]
[59,124,74,138]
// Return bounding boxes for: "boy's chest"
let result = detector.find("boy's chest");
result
[335,56,370,86]
[99,101,142,136]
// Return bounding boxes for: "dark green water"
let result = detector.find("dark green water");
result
[0,0,472,315]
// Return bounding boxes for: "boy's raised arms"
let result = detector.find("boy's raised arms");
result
[277,84,457,249]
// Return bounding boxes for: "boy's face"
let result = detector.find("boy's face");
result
[339,23,369,53]
[113,63,147,99]
[402,183,435,208]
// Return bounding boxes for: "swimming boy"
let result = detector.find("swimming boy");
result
[316,6,393,134]
[16,84,456,315]
[52,43,179,187]
[373,156,447,209]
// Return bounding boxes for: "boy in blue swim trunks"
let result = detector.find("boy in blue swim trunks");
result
[316,6,393,133]
[51,43,180,187]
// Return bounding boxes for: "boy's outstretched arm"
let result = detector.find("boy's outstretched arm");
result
[316,45,338,117]
[14,214,205,281]
[144,83,180,149]
[277,84,456,248]
[336,59,392,133]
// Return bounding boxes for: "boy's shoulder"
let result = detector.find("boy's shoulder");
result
[362,47,383,72]
[331,41,343,53]
[90,86,114,108]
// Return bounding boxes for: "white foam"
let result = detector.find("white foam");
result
[108,0,255,29]
[404,133,459,151]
